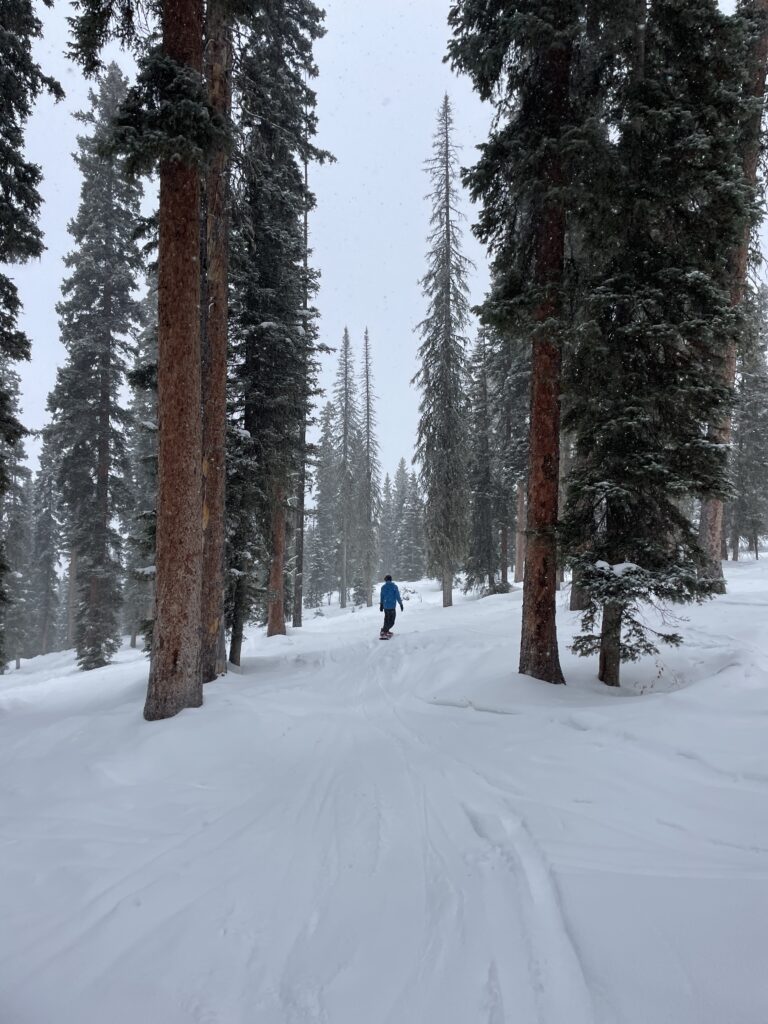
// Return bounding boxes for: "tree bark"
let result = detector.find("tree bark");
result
[292,458,306,626]
[598,602,622,687]
[514,483,526,583]
[731,518,740,561]
[67,549,78,648]
[267,484,287,637]
[200,0,230,684]
[518,34,569,686]
[228,575,245,667]
[699,0,768,585]
[442,566,452,607]
[144,0,204,721]
[500,525,509,587]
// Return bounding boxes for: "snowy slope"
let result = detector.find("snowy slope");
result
[2,564,768,1024]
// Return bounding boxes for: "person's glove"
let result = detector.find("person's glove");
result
[379,604,383,612]
[399,603,404,612]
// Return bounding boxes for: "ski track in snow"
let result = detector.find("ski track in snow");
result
[2,564,768,1022]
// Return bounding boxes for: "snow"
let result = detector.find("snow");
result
[2,563,768,1023]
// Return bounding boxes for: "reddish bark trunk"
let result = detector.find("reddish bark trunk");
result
[267,485,287,637]
[518,38,569,686]
[144,0,204,721]
[699,1,768,583]
[200,0,230,684]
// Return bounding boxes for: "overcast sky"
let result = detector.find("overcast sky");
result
[12,0,743,481]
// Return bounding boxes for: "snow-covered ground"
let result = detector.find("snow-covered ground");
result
[2,563,768,1024]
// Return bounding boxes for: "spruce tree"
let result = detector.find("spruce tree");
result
[46,65,142,671]
[561,1,753,685]
[389,458,410,578]
[332,328,364,608]
[378,473,395,579]
[413,94,472,608]
[30,438,62,658]
[465,332,498,593]
[227,0,327,641]
[358,327,381,606]
[398,472,427,581]
[0,0,61,656]
[305,403,339,606]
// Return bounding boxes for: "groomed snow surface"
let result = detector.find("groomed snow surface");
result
[2,563,768,1024]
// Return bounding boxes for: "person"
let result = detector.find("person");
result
[379,574,403,638]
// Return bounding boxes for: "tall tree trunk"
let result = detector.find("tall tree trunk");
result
[200,0,230,684]
[500,525,509,587]
[514,484,526,583]
[292,154,310,629]
[228,576,246,666]
[267,484,287,637]
[144,0,204,721]
[731,517,740,561]
[339,533,347,609]
[699,0,768,586]
[598,602,622,687]
[67,549,78,648]
[518,37,569,685]
[442,566,452,607]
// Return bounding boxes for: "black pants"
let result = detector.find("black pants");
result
[382,608,396,633]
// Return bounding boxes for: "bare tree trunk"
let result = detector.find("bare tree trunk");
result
[514,484,526,583]
[144,0,204,721]
[267,485,287,637]
[500,526,509,587]
[754,531,760,560]
[442,566,452,607]
[721,513,729,561]
[518,35,569,686]
[292,154,310,628]
[200,0,230,685]
[731,518,740,561]
[598,602,622,687]
[699,0,768,585]
[339,533,347,609]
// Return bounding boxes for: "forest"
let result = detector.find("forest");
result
[3,1,768,710]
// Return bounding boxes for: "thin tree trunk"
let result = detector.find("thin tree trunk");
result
[514,484,526,583]
[731,518,740,561]
[339,534,347,609]
[267,485,287,637]
[144,0,204,721]
[293,154,310,628]
[598,602,622,687]
[699,0,768,585]
[200,0,230,684]
[442,566,452,607]
[500,525,509,587]
[67,549,78,648]
[518,36,569,685]
[721,513,729,561]
[228,576,245,667]
[754,531,760,559]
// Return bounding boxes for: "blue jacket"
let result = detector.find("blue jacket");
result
[380,580,403,611]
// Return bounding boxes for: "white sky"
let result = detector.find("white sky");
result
[12,0,744,480]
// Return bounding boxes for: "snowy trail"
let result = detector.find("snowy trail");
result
[2,566,768,1022]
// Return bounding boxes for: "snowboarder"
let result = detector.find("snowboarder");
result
[379,575,403,639]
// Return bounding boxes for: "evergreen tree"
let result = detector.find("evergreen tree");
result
[358,327,381,606]
[561,1,753,685]
[305,403,339,606]
[413,94,472,608]
[465,332,498,592]
[30,438,62,658]
[123,279,158,649]
[731,286,768,557]
[227,0,327,646]
[45,65,143,671]
[332,328,364,608]
[378,473,395,579]
[389,458,410,578]
[0,0,61,655]
[398,472,427,581]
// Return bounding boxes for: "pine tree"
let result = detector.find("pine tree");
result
[388,458,410,578]
[227,0,327,643]
[399,472,427,581]
[0,0,61,656]
[378,473,395,579]
[465,332,498,592]
[30,438,62,658]
[449,1,586,683]
[413,94,472,608]
[731,286,768,557]
[358,327,381,606]
[332,328,364,609]
[45,65,143,671]
[124,280,158,649]
[305,403,339,606]
[561,1,753,685]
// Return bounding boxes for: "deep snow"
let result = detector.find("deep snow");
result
[2,563,768,1024]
